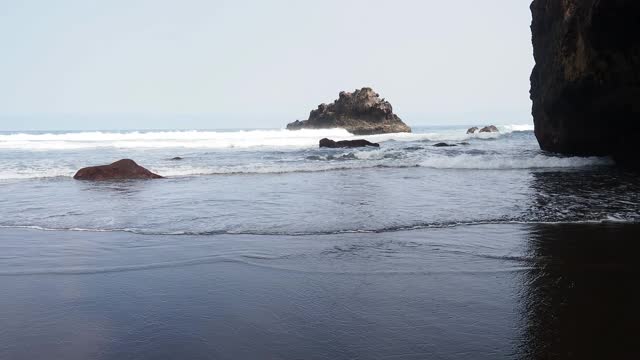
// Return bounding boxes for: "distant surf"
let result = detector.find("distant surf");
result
[0,125,533,150]
[1,123,633,237]
[0,124,613,181]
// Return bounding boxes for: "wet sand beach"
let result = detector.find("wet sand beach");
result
[1,223,639,359]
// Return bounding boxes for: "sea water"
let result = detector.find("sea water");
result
[0,124,636,235]
[1,125,639,359]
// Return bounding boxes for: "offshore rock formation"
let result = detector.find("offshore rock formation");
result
[467,125,499,134]
[74,159,163,180]
[319,138,380,148]
[530,0,640,167]
[479,125,499,133]
[287,88,411,135]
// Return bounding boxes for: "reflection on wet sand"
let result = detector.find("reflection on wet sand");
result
[520,223,640,359]
[527,170,640,222]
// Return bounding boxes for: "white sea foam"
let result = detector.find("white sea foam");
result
[0,124,608,181]
[0,129,353,150]
[418,154,614,169]
[0,125,533,150]
[0,168,75,180]
[0,154,611,181]
[1,155,610,181]
[501,124,534,132]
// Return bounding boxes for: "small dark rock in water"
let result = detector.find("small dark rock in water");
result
[287,87,411,135]
[466,127,479,134]
[479,125,499,133]
[530,0,640,167]
[459,142,470,145]
[170,157,184,161]
[319,138,380,148]
[433,142,457,147]
[73,159,163,181]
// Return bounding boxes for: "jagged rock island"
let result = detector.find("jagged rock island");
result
[287,88,411,135]
[530,0,640,167]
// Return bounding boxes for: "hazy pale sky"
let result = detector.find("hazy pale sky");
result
[0,0,534,130]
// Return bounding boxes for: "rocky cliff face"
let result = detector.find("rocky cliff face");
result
[287,88,411,135]
[530,0,640,167]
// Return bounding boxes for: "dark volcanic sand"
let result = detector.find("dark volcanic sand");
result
[1,223,639,359]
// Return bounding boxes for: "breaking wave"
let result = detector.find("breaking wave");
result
[418,154,613,169]
[2,216,637,238]
[0,154,611,180]
[0,124,613,181]
[0,125,531,150]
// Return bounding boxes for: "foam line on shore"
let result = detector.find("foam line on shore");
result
[2,217,638,237]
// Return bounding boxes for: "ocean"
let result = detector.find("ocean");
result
[1,125,639,359]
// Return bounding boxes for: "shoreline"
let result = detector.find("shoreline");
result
[2,217,638,238]
[2,223,640,359]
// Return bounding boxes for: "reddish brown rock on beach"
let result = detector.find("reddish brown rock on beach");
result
[73,159,163,180]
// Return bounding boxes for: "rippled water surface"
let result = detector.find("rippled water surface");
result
[1,125,637,234]
[1,125,639,359]
[2,224,640,359]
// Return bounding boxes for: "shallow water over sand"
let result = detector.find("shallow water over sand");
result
[1,224,639,359]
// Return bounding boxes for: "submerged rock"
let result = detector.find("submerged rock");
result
[74,159,163,180]
[287,88,411,135]
[319,138,380,148]
[530,0,640,167]
[432,142,457,147]
[479,125,499,133]
[169,157,184,161]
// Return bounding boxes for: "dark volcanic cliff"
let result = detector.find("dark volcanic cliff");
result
[287,88,411,135]
[530,0,640,167]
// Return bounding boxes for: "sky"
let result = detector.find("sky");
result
[0,0,534,131]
